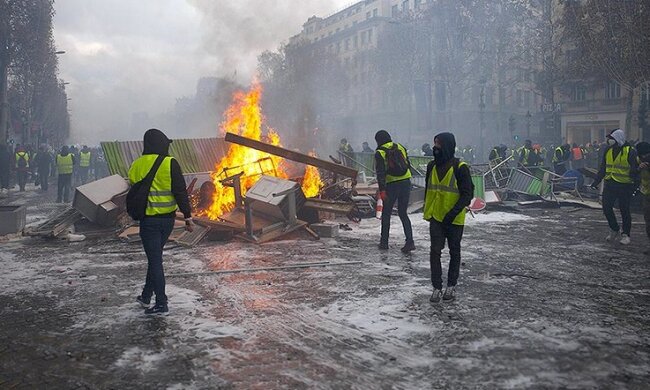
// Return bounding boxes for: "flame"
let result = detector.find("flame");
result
[204,82,322,219]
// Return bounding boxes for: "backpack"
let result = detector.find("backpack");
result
[379,143,409,176]
[126,155,165,221]
[17,153,27,168]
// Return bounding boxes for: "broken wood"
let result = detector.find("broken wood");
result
[225,132,358,179]
[166,260,362,277]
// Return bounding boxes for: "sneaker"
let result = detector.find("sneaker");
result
[442,286,456,301]
[378,243,389,250]
[619,234,631,245]
[400,242,416,253]
[606,230,620,242]
[429,289,442,303]
[136,295,150,308]
[144,304,168,315]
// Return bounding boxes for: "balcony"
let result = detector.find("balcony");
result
[562,98,626,114]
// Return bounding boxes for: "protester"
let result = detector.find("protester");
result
[0,144,10,195]
[374,130,414,253]
[422,143,434,157]
[424,132,473,303]
[361,142,373,153]
[338,138,353,154]
[14,145,30,192]
[78,145,92,184]
[56,145,75,203]
[553,144,570,175]
[519,140,539,167]
[129,129,193,315]
[591,129,638,245]
[636,141,650,255]
[33,144,52,191]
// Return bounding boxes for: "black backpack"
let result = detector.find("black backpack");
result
[126,155,165,221]
[379,143,410,176]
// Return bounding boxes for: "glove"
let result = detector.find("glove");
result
[378,191,388,202]
[442,213,454,226]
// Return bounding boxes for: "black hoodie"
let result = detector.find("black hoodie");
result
[141,129,192,219]
[424,132,473,224]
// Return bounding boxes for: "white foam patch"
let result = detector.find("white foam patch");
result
[114,347,166,372]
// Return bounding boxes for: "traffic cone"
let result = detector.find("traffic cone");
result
[376,197,383,219]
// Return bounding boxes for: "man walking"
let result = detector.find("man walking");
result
[34,145,52,191]
[552,144,570,175]
[78,145,91,184]
[374,130,415,253]
[424,132,473,303]
[56,145,75,203]
[129,129,193,315]
[636,142,650,255]
[14,145,29,192]
[590,129,638,245]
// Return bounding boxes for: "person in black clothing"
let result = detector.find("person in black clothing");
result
[422,143,434,157]
[590,129,638,245]
[374,130,414,253]
[361,142,373,153]
[424,132,473,302]
[0,144,10,195]
[34,145,52,191]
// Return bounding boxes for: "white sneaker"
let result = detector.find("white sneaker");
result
[606,230,620,242]
[619,234,630,245]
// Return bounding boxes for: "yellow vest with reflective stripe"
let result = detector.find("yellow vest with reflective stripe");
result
[423,162,468,226]
[15,152,29,168]
[639,157,650,196]
[552,147,563,163]
[128,155,177,216]
[56,154,73,174]
[376,142,412,184]
[605,146,633,184]
[80,151,91,167]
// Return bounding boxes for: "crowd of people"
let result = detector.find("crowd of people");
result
[0,143,109,201]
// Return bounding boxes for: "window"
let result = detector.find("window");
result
[402,1,409,12]
[345,39,350,50]
[368,28,373,43]
[572,84,586,101]
[353,35,358,49]
[435,82,447,111]
[361,31,367,44]
[605,81,621,99]
[641,82,650,108]
[414,0,422,10]
[366,11,371,19]
[373,9,378,17]
[392,5,399,17]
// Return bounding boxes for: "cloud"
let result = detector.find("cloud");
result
[53,0,349,144]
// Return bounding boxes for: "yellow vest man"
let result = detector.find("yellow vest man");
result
[374,130,414,253]
[78,147,92,184]
[56,146,75,202]
[635,142,650,255]
[590,129,639,245]
[423,132,473,303]
[128,129,193,315]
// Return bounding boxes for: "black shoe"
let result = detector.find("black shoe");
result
[378,243,389,250]
[442,286,456,301]
[136,295,150,308]
[400,242,416,253]
[144,304,168,315]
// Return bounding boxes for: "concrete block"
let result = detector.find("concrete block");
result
[73,175,129,226]
[309,223,339,238]
[0,205,26,235]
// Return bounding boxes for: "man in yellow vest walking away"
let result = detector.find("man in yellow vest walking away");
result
[79,145,92,184]
[636,141,650,255]
[14,145,30,192]
[590,129,639,245]
[424,132,473,303]
[128,129,193,315]
[56,145,75,203]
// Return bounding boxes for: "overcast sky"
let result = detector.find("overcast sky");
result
[53,0,350,144]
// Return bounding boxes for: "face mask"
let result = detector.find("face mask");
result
[433,147,442,157]
[607,139,616,146]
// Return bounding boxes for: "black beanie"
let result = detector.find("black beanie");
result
[374,130,392,146]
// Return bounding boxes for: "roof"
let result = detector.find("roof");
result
[101,137,227,177]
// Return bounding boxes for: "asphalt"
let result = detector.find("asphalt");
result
[0,184,648,389]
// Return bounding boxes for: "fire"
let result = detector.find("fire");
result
[204,82,322,219]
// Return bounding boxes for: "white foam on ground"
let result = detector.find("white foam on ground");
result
[114,347,166,372]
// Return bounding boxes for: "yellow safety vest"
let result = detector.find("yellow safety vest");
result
[552,147,563,163]
[128,155,177,216]
[56,154,73,174]
[638,157,650,196]
[15,152,29,168]
[605,146,633,184]
[423,162,468,226]
[520,148,531,166]
[80,151,91,167]
[376,142,412,184]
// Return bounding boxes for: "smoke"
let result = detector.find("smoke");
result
[53,0,349,145]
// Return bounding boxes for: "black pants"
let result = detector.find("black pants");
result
[38,168,49,191]
[554,163,566,176]
[380,179,413,246]
[429,219,464,290]
[602,181,635,236]
[643,194,650,242]
[0,171,8,189]
[17,170,27,191]
[57,174,72,202]
[79,167,89,184]
[139,217,175,306]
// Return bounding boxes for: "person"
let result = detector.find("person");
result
[374,130,414,253]
[361,142,373,153]
[0,144,10,195]
[552,144,570,175]
[571,143,584,169]
[129,129,193,315]
[636,142,650,255]
[518,140,538,167]
[422,143,433,157]
[590,129,638,245]
[339,138,353,154]
[33,145,52,191]
[424,132,473,303]
[14,145,30,191]
[56,145,75,203]
[462,145,475,163]
[79,145,92,184]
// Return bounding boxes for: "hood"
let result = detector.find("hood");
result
[433,132,456,165]
[60,145,69,155]
[607,128,625,146]
[143,128,172,155]
[636,141,650,157]
[374,130,392,147]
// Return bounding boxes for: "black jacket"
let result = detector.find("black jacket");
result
[424,158,473,223]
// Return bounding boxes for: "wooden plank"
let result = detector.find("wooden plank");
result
[225,132,358,179]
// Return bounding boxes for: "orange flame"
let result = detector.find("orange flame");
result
[204,82,322,219]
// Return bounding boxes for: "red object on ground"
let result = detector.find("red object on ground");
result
[469,197,486,212]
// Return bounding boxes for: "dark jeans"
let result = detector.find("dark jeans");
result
[380,179,413,246]
[38,168,49,191]
[139,217,175,306]
[429,219,464,290]
[644,194,650,242]
[17,170,27,191]
[602,181,635,236]
[57,174,72,202]
[79,167,89,184]
[0,171,8,189]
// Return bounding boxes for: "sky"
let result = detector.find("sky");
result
[53,0,351,144]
